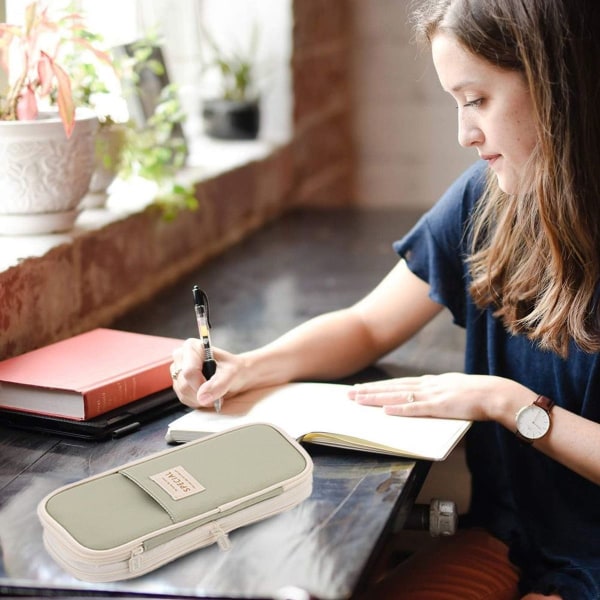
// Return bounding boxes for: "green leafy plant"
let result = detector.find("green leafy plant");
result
[64,33,114,121]
[66,34,196,218]
[201,24,259,101]
[114,37,196,217]
[0,1,111,136]
[118,82,196,219]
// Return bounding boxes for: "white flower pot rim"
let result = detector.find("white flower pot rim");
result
[0,108,98,140]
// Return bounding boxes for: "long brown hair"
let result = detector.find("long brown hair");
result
[412,0,600,356]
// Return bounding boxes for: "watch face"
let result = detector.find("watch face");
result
[516,404,550,440]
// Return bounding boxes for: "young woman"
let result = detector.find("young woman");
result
[172,1,600,597]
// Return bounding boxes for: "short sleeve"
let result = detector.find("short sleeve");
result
[393,161,487,327]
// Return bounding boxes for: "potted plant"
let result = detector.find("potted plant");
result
[0,1,111,234]
[100,38,196,219]
[200,25,260,140]
[65,41,128,209]
[69,35,195,217]
[117,81,196,220]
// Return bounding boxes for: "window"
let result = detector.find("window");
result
[4,0,292,142]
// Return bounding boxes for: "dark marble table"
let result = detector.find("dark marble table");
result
[0,208,464,599]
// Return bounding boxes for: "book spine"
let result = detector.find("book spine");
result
[82,363,172,418]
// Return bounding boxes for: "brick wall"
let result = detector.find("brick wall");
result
[289,0,473,210]
[290,0,355,207]
[349,0,473,208]
[0,148,294,359]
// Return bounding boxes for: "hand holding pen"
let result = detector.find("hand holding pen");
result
[192,286,223,412]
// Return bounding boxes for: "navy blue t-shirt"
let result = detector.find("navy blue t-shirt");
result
[394,160,600,600]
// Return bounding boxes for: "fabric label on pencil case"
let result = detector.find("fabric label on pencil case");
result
[150,466,206,500]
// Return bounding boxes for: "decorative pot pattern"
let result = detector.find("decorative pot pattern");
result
[0,110,97,233]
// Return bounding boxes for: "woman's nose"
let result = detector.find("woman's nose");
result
[457,112,483,148]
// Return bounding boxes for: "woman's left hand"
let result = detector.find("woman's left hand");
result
[349,372,536,423]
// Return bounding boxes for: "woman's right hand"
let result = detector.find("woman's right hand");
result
[171,338,248,410]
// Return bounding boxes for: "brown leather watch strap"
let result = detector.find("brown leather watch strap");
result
[534,395,555,412]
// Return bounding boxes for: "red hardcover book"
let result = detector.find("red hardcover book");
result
[0,328,182,420]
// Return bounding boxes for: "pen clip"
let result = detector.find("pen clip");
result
[192,286,211,328]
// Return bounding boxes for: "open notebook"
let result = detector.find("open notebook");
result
[165,382,471,461]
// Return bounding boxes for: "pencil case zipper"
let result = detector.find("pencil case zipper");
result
[38,423,314,582]
[43,476,311,581]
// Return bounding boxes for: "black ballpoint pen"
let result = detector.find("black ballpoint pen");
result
[192,286,222,412]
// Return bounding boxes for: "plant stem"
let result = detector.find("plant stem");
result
[2,71,28,121]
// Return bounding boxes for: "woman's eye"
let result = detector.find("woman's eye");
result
[464,98,483,108]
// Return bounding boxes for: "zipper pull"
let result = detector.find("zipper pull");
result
[128,545,144,572]
[211,523,231,551]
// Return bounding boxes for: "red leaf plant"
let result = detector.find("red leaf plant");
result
[0,1,111,137]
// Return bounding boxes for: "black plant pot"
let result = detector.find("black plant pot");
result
[202,98,260,140]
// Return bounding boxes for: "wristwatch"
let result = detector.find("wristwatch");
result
[515,395,555,443]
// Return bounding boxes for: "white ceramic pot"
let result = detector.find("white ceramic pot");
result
[0,109,98,235]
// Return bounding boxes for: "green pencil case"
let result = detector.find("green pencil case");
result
[37,422,313,582]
